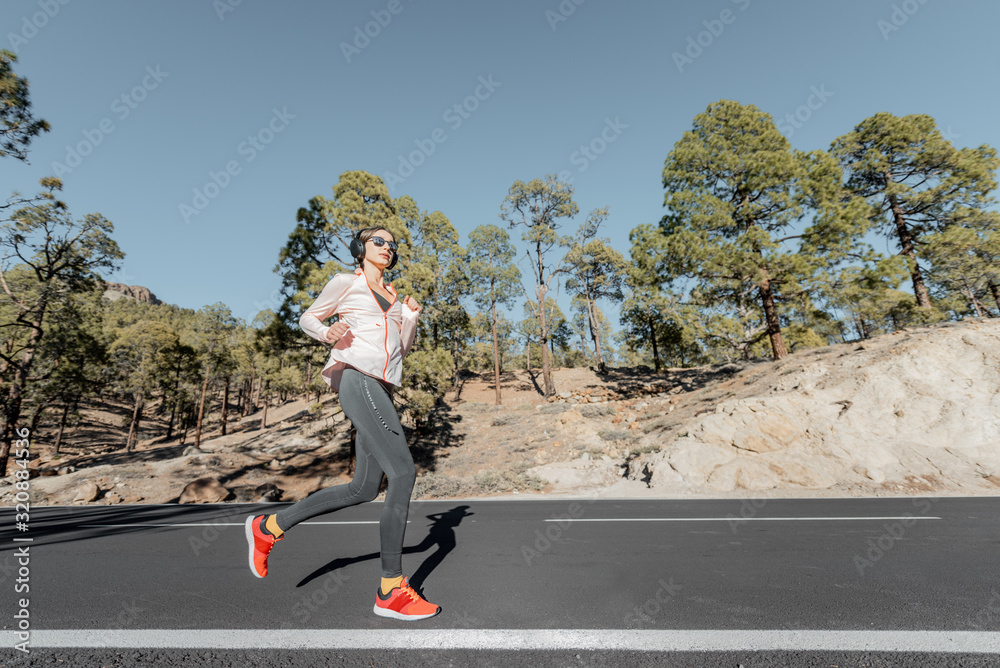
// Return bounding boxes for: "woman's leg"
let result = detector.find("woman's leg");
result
[343,370,415,578]
[272,368,416,578]
[272,375,384,531]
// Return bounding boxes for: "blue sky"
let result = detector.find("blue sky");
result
[2,0,998,333]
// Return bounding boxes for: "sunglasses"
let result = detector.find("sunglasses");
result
[368,236,398,252]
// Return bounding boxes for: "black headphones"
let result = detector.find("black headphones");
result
[350,228,398,271]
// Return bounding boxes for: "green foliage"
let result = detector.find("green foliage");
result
[1,183,124,468]
[0,50,50,163]
[276,170,411,321]
[563,208,627,370]
[659,100,862,360]
[501,174,579,395]
[109,320,181,399]
[400,347,453,427]
[831,112,1000,311]
[466,223,521,390]
[923,216,1000,317]
[782,322,825,352]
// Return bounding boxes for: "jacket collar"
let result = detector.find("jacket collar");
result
[354,267,396,297]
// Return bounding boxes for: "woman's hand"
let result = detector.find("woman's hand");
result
[325,321,350,344]
[402,295,422,315]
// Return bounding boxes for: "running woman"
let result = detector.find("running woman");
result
[244,226,440,621]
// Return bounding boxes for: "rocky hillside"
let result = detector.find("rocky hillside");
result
[103,281,162,305]
[9,317,1000,506]
[619,318,1000,496]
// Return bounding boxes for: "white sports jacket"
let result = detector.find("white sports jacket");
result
[299,268,419,391]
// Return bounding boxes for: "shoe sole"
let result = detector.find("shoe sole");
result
[244,515,265,578]
[372,604,441,621]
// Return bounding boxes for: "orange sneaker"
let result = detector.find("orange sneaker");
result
[244,514,283,578]
[373,577,441,621]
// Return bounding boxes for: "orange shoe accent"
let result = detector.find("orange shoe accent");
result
[373,577,441,621]
[245,514,283,578]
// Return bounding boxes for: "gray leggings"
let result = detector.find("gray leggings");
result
[274,366,416,577]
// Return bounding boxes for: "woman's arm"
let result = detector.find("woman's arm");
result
[400,295,421,357]
[299,274,351,343]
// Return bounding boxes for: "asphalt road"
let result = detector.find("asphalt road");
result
[2,496,1000,666]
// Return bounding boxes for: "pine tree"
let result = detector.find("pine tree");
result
[501,175,578,396]
[831,112,1000,313]
[466,224,521,404]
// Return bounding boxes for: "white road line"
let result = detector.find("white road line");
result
[543,516,942,522]
[78,521,400,527]
[3,629,999,652]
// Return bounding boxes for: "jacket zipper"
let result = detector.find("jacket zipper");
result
[362,276,395,383]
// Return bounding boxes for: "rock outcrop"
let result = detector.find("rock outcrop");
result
[632,320,1000,494]
[103,282,162,305]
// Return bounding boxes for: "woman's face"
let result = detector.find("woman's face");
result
[366,230,396,268]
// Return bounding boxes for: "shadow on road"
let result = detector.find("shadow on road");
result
[296,505,474,594]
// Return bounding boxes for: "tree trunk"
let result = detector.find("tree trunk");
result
[963,278,985,317]
[194,363,211,447]
[166,398,177,441]
[647,312,661,372]
[125,393,144,452]
[491,301,502,405]
[989,281,1000,314]
[887,190,932,309]
[533,232,556,397]
[0,302,47,475]
[221,376,230,436]
[28,401,48,438]
[584,285,604,372]
[259,382,270,430]
[55,401,70,455]
[758,273,788,360]
[537,289,554,397]
[452,334,460,397]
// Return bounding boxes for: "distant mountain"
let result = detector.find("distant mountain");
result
[103,282,162,305]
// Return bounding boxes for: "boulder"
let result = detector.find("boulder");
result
[73,481,101,503]
[178,477,230,504]
[254,483,284,502]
